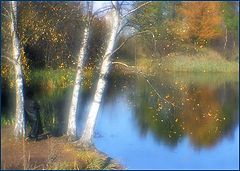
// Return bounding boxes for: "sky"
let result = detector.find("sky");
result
[93,1,110,12]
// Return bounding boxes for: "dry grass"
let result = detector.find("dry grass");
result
[1,126,123,170]
[137,48,239,73]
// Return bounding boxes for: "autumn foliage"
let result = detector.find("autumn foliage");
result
[179,2,223,45]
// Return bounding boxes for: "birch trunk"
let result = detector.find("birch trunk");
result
[10,1,26,137]
[67,27,90,137]
[80,2,120,146]
[67,2,92,138]
[224,26,228,51]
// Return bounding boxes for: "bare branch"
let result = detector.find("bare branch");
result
[93,6,112,16]
[111,61,175,107]
[110,30,156,57]
[121,2,151,19]
[143,76,175,107]
[120,1,125,7]
[116,20,132,37]
[112,61,135,68]
[111,1,117,10]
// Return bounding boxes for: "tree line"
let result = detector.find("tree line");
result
[1,1,239,147]
[130,1,239,60]
[2,1,150,147]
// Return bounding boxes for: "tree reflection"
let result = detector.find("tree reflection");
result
[132,77,184,146]
[31,87,70,136]
[131,75,239,148]
[2,72,238,149]
[181,85,233,147]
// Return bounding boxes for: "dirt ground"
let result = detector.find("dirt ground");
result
[1,126,122,170]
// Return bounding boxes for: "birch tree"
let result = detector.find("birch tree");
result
[79,1,150,147]
[7,1,26,137]
[67,2,93,138]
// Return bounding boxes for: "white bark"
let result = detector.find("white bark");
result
[224,25,228,51]
[10,1,26,137]
[67,27,90,137]
[80,2,120,146]
[67,2,92,138]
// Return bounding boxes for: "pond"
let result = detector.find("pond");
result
[2,72,239,170]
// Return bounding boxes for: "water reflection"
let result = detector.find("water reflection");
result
[1,72,239,169]
[95,72,239,169]
[128,73,239,148]
[2,73,238,147]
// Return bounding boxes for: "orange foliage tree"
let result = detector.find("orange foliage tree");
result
[179,2,223,46]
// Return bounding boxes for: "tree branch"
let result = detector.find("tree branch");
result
[116,20,132,37]
[111,61,175,107]
[112,61,135,68]
[143,76,175,107]
[119,1,125,7]
[111,1,118,10]
[93,6,112,16]
[109,30,156,57]
[121,2,151,19]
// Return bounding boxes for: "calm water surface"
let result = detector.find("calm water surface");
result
[94,73,239,170]
[2,72,239,169]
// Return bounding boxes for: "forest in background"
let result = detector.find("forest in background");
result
[1,2,239,169]
[2,1,239,90]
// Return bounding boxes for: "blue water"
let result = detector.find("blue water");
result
[2,72,238,169]
[94,74,239,170]
[95,95,239,169]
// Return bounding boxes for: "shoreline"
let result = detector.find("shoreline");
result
[1,125,123,170]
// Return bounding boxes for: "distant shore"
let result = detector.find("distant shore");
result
[136,48,239,74]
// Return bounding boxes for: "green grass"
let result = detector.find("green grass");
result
[1,115,15,126]
[30,69,76,89]
[137,48,239,73]
[161,56,239,73]
[29,67,95,89]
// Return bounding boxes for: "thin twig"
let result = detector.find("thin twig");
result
[109,30,156,58]
[112,61,134,68]
[142,75,175,107]
[121,2,151,19]
[111,1,118,10]
[116,21,132,37]
[93,7,112,16]
[112,61,175,108]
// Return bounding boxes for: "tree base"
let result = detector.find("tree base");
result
[67,135,78,142]
[75,138,95,150]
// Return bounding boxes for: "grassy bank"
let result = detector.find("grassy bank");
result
[28,67,95,90]
[30,69,75,89]
[3,48,238,91]
[1,126,122,170]
[1,115,15,127]
[1,67,95,90]
[137,48,239,74]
